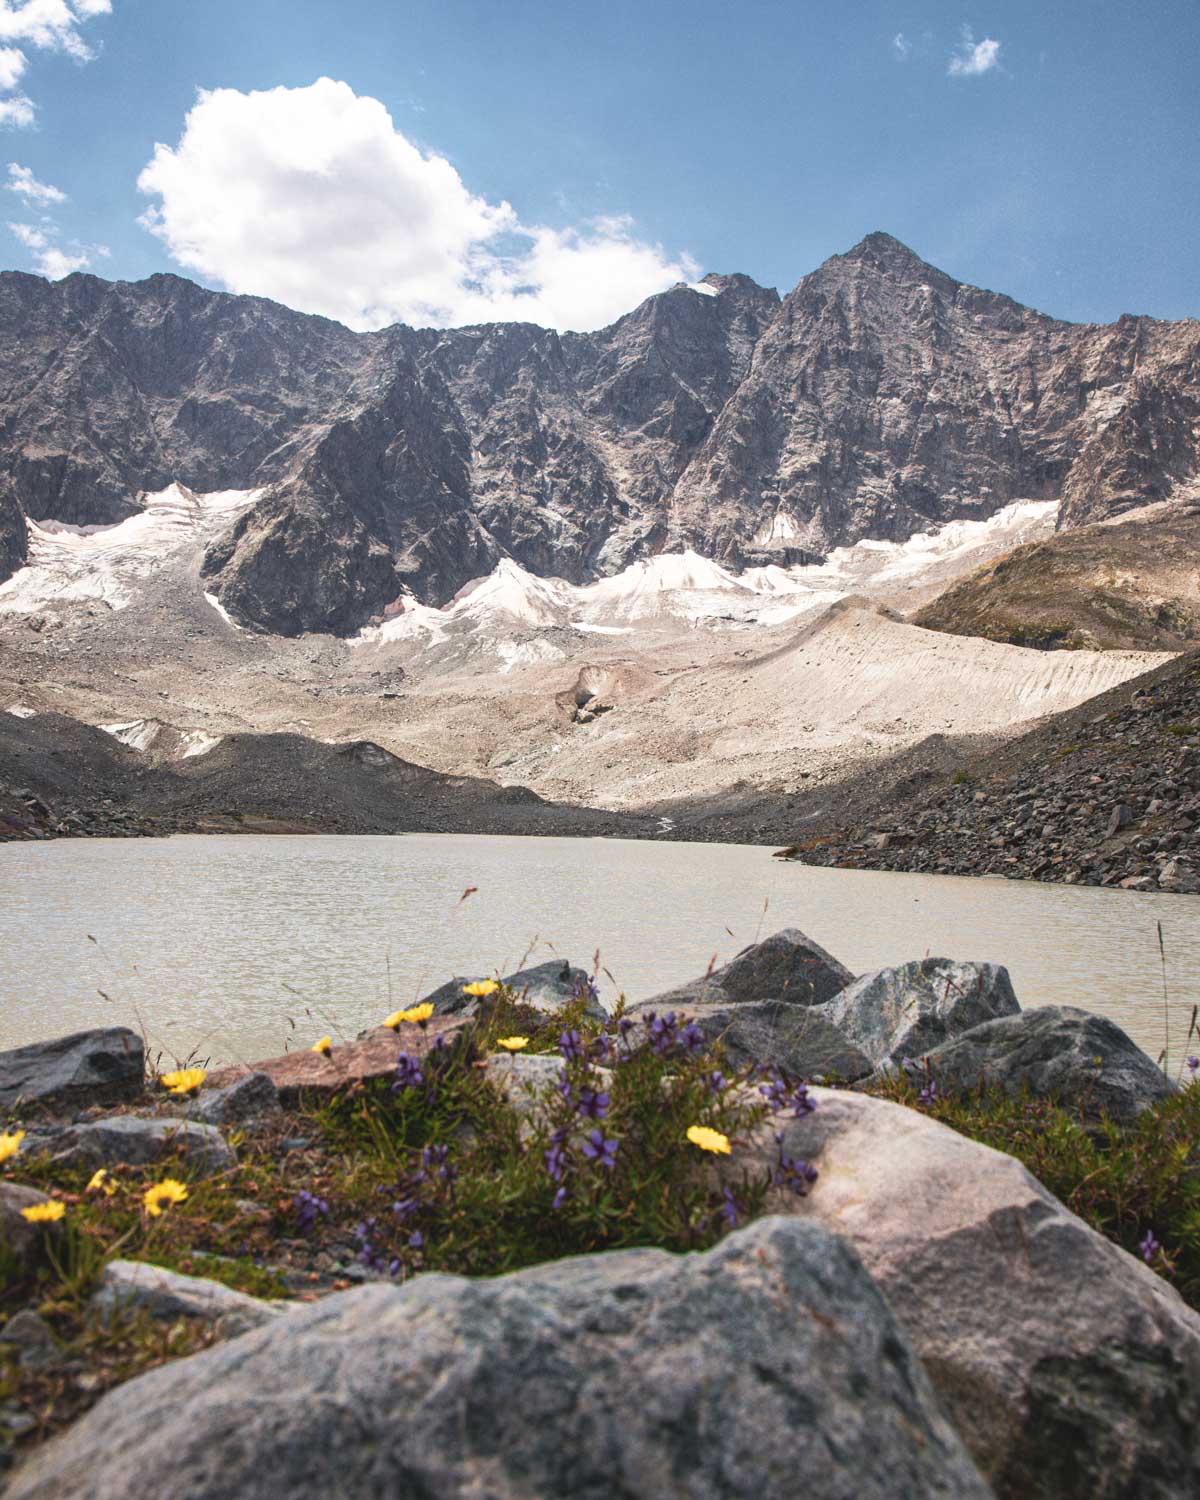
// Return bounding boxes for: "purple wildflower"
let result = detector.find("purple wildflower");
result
[617,1016,636,1036]
[582,1129,618,1169]
[552,1185,569,1211]
[707,1071,729,1094]
[408,1230,424,1251]
[545,1129,570,1183]
[422,1143,456,1183]
[648,1012,679,1056]
[559,1028,585,1061]
[355,1217,387,1272]
[720,1186,740,1228]
[578,1086,610,1120]
[590,1035,612,1062]
[680,1021,707,1054]
[393,1053,424,1092]
[1140,1229,1161,1264]
[557,1069,573,1107]
[775,1155,819,1197]
[293,1190,329,1235]
[1188,1057,1199,1075]
[392,1196,420,1221]
[917,1081,937,1107]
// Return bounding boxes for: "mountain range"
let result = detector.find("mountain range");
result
[1,232,1196,636]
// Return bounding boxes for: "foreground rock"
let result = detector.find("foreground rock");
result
[53,1116,235,1177]
[917,1005,1176,1123]
[756,1089,1200,1499]
[0,1028,144,1114]
[421,960,606,1023]
[207,1017,469,1103]
[8,1217,990,1500]
[811,958,1020,1068]
[641,929,853,1009]
[91,1261,287,1338]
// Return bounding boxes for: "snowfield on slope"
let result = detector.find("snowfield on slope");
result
[0,485,260,616]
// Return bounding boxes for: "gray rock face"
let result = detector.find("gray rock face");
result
[631,999,871,1081]
[185,1071,280,1128]
[919,1005,1174,1123]
[54,1115,235,1176]
[752,1088,1200,1499]
[8,1216,990,1500]
[0,1028,144,1114]
[639,928,853,1010]
[422,959,605,1022]
[91,1260,288,1337]
[3,235,1197,629]
[811,958,1020,1068]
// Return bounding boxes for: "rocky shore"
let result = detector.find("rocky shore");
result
[784,649,1200,892]
[3,931,1198,1497]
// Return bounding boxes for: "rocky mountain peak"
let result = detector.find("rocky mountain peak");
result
[0,238,1196,635]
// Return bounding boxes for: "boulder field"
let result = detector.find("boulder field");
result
[1,929,1195,1498]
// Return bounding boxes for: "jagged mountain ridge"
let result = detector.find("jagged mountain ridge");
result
[0,233,1196,635]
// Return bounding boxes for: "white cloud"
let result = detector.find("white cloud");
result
[137,78,698,333]
[948,29,1001,77]
[0,0,110,63]
[0,44,25,87]
[0,3,110,131]
[8,215,96,276]
[0,92,32,126]
[35,242,86,275]
[892,32,911,61]
[6,160,63,200]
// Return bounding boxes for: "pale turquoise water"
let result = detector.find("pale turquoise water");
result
[3,833,1199,1069]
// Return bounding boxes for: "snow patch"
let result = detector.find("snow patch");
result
[6,703,35,718]
[100,719,161,753]
[686,281,719,298]
[204,592,241,631]
[181,731,222,759]
[0,484,262,615]
[496,639,567,676]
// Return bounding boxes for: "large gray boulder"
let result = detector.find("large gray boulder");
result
[640,928,853,1010]
[750,1088,1200,1498]
[628,999,871,1081]
[917,1006,1174,1123]
[8,1217,990,1500]
[92,1261,288,1338]
[421,960,605,1023]
[811,958,1019,1068]
[53,1115,235,1177]
[0,1028,144,1114]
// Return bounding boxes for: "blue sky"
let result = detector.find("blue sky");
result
[1,0,1197,329]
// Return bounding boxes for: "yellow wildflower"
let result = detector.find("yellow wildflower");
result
[20,1201,65,1223]
[311,1037,332,1056]
[686,1125,732,1155]
[496,1036,530,1052]
[160,1067,207,1095]
[0,1129,26,1166]
[144,1179,189,1218]
[383,1002,434,1029]
[462,979,500,998]
[87,1168,117,1197]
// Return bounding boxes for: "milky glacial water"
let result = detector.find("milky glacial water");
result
[3,834,1200,1071]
